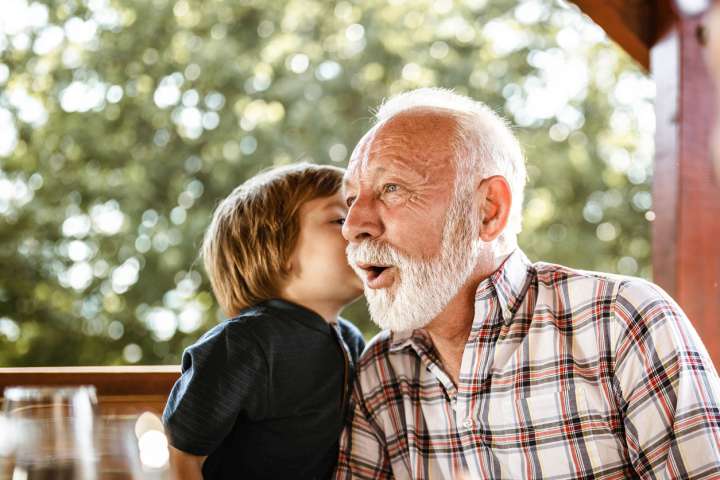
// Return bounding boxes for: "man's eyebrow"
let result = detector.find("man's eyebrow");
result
[342,177,357,189]
[342,167,388,189]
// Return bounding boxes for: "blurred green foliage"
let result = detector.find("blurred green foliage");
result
[0,0,654,365]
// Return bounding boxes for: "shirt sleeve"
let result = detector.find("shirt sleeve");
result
[613,279,720,478]
[162,320,268,456]
[335,379,392,480]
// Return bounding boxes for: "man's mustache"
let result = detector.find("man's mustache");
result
[346,240,403,267]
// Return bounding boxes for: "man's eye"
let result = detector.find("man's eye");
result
[332,218,346,225]
[383,184,399,194]
[345,196,356,207]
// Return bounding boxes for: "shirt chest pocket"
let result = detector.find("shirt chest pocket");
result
[489,388,602,479]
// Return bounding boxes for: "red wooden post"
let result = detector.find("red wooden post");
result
[652,10,720,366]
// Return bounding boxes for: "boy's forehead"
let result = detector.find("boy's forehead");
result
[304,192,346,211]
[322,194,346,209]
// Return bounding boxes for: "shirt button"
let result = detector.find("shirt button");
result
[462,418,475,429]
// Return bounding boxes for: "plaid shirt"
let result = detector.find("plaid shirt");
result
[336,249,720,479]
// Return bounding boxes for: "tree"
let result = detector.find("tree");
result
[0,0,653,365]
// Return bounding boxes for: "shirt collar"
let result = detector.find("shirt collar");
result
[389,328,431,353]
[388,249,534,351]
[478,248,533,326]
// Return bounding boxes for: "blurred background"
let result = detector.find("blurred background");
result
[0,0,655,366]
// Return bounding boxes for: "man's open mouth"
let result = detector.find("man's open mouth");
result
[357,263,396,289]
[362,264,390,280]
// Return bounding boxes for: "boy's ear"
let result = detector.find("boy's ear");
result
[284,258,293,274]
[284,252,298,276]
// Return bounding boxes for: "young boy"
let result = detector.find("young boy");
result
[162,163,365,479]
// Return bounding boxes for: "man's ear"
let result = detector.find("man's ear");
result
[476,175,512,242]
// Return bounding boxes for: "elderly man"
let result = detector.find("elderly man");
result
[336,88,720,479]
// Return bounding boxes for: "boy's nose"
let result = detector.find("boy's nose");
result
[342,196,382,243]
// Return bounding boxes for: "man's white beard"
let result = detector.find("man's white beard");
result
[346,189,481,332]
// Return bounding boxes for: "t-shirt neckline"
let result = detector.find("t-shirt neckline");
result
[261,298,336,336]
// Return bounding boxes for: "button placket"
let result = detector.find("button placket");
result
[455,397,476,434]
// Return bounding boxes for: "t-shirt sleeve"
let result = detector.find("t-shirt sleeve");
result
[162,320,268,456]
[338,319,366,364]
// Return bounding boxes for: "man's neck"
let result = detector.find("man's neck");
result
[423,253,508,385]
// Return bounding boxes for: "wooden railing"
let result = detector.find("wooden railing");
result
[0,366,181,414]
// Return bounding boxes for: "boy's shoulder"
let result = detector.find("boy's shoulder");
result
[196,304,271,343]
[182,306,270,366]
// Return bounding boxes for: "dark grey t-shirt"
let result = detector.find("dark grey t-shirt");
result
[162,299,365,479]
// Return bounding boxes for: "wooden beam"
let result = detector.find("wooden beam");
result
[570,0,654,69]
[651,12,720,366]
[652,11,680,298]
[0,366,180,396]
[0,366,180,414]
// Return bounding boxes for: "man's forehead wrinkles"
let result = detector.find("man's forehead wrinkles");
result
[371,124,454,155]
[368,130,443,156]
[347,133,376,174]
[366,148,452,180]
[344,117,457,191]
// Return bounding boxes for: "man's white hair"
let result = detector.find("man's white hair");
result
[373,87,527,256]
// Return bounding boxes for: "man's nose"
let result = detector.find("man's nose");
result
[342,195,382,243]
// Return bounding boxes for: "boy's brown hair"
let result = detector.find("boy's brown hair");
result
[202,162,345,317]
